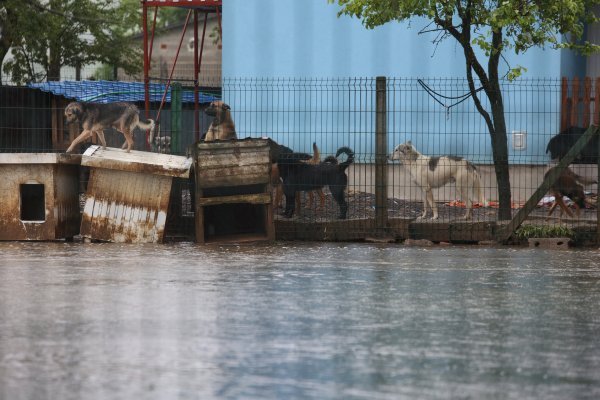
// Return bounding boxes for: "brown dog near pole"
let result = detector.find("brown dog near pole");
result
[203,101,237,141]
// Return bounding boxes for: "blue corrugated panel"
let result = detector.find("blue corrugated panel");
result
[28,80,219,104]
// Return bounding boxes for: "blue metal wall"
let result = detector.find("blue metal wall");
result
[223,0,566,164]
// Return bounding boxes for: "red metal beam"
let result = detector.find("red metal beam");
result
[142,0,222,146]
[155,9,193,124]
[142,0,221,8]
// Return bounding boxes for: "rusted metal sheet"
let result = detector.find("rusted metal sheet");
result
[195,138,271,188]
[80,168,173,243]
[80,147,191,243]
[0,153,81,241]
[82,145,192,178]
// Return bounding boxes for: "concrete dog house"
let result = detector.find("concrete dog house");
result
[0,153,81,241]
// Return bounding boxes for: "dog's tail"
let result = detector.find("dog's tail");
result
[469,163,488,207]
[336,146,354,171]
[138,117,156,146]
[311,142,320,163]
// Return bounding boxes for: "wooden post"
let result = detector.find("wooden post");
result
[375,77,388,235]
[499,125,599,243]
[584,77,591,128]
[561,77,569,131]
[571,77,580,127]
[595,77,600,126]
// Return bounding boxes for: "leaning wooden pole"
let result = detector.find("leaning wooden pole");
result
[375,77,388,234]
[498,125,599,243]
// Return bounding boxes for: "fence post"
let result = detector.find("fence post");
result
[375,77,388,235]
[171,82,182,154]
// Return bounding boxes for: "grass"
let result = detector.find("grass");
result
[514,224,575,240]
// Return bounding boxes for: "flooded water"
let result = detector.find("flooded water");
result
[0,242,599,399]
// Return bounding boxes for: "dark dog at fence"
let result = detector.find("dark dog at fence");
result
[64,101,155,153]
[545,166,596,219]
[203,101,237,141]
[272,142,325,211]
[277,146,355,219]
[546,126,599,163]
[268,140,311,209]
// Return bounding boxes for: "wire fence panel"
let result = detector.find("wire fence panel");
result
[0,76,598,243]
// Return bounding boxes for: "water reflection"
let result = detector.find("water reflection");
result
[0,242,599,399]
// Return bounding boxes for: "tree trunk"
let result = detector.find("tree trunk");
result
[0,46,8,86]
[48,53,61,81]
[489,93,512,220]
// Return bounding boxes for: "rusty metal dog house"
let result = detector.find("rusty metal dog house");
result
[0,153,81,240]
[80,145,192,243]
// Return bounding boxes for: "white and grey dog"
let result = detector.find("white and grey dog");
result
[389,141,486,220]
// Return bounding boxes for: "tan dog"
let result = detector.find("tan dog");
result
[203,101,237,141]
[546,167,596,220]
[301,143,326,210]
[64,101,155,153]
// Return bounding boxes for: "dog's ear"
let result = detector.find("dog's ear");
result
[406,140,412,146]
[222,103,231,110]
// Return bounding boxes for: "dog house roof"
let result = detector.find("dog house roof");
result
[28,80,219,104]
[0,153,81,165]
[82,145,192,178]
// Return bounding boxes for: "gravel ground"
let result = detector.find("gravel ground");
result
[274,189,598,224]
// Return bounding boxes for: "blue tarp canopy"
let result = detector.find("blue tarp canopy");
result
[28,80,219,104]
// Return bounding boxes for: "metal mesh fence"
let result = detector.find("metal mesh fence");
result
[0,76,598,243]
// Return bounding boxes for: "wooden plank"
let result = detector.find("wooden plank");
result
[195,188,205,244]
[584,77,591,128]
[409,222,450,242]
[498,125,600,242]
[450,221,495,242]
[595,78,600,126]
[196,154,270,169]
[82,145,192,178]
[561,77,569,131]
[0,153,81,165]
[196,193,271,206]
[571,77,580,127]
[195,139,271,152]
[197,166,270,188]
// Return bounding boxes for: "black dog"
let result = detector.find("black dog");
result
[278,146,354,219]
[546,126,599,163]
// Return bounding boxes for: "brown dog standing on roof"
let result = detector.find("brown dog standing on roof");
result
[203,101,237,141]
[64,101,155,153]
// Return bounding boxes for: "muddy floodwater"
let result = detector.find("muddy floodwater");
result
[0,242,599,399]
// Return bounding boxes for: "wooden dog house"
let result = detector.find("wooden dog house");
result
[0,153,81,240]
[80,145,192,243]
[194,138,274,243]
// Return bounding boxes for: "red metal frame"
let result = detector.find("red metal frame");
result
[141,0,222,147]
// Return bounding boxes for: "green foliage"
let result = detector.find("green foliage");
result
[1,0,143,84]
[331,0,600,79]
[514,225,575,240]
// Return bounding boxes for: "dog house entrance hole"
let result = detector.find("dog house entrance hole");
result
[203,203,267,241]
[20,183,45,221]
